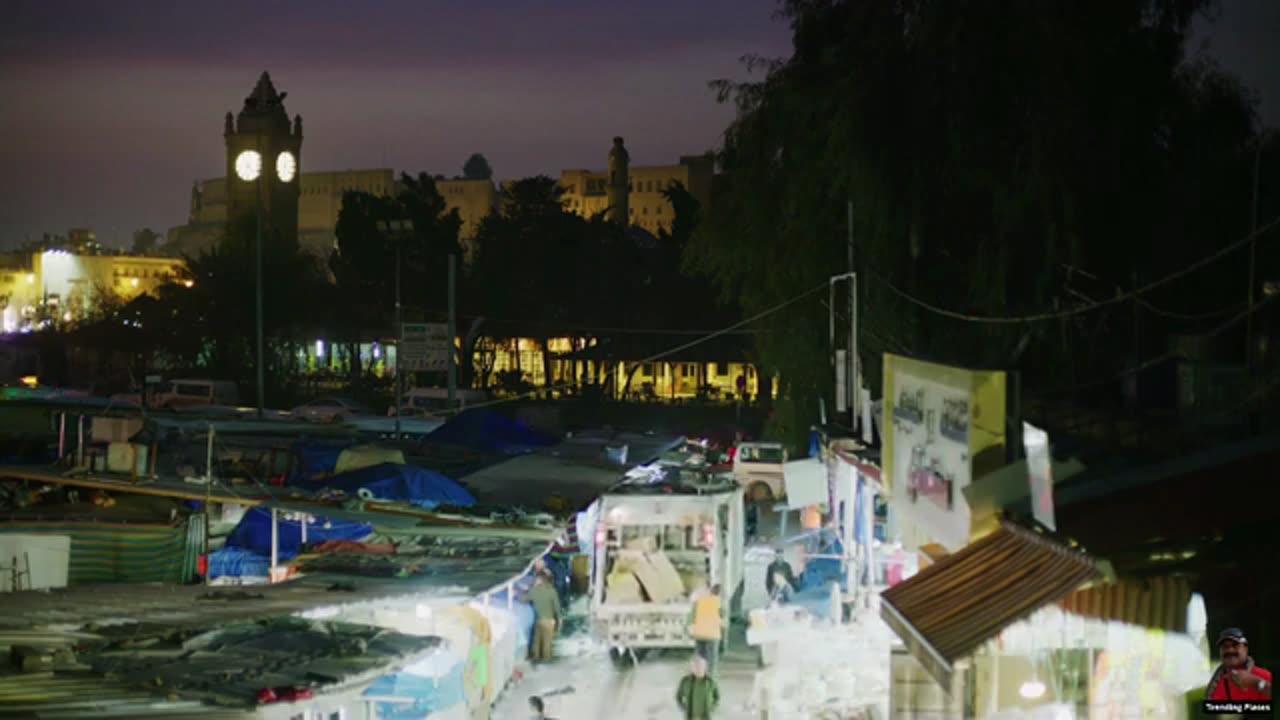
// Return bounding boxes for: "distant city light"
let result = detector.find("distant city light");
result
[130,278,139,288]
[372,342,381,359]
[62,312,72,322]
[24,274,34,284]
[315,339,325,357]
[183,279,195,288]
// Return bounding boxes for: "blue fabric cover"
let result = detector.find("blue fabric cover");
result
[207,546,271,578]
[365,649,466,716]
[223,507,372,560]
[424,408,557,454]
[306,462,476,509]
[295,443,346,479]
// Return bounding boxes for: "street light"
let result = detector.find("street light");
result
[378,218,414,439]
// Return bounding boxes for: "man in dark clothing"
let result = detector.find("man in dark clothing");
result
[677,655,720,719]
[526,571,562,662]
[765,550,799,603]
[528,695,554,719]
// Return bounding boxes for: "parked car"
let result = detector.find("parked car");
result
[733,441,788,502]
[290,396,373,423]
[150,379,239,410]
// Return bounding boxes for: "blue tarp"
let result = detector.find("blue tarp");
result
[424,408,557,454]
[295,443,346,480]
[366,650,467,716]
[301,462,476,509]
[223,507,372,560]
[207,546,271,578]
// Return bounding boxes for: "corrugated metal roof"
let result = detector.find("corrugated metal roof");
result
[0,670,252,718]
[1058,574,1191,632]
[880,520,1099,688]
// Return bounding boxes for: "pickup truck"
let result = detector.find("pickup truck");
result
[732,441,787,503]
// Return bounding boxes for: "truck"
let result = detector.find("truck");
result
[732,441,788,502]
[589,468,745,666]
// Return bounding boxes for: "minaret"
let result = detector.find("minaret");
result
[223,72,303,247]
[607,137,630,226]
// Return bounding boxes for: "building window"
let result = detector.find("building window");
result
[642,363,654,377]
[682,364,696,378]
[642,207,648,215]
[656,205,662,215]
[716,363,729,377]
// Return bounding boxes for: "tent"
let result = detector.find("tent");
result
[424,408,557,454]
[311,462,476,509]
[223,507,372,560]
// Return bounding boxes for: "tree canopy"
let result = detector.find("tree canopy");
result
[690,0,1269,446]
[463,153,494,180]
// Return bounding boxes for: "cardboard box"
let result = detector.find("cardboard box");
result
[91,416,143,444]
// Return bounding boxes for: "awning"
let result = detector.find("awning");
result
[1057,575,1191,632]
[880,518,1098,687]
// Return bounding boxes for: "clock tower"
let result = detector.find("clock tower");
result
[224,72,303,246]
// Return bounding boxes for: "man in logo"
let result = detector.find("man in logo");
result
[1207,628,1271,701]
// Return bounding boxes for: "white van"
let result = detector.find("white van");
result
[401,387,488,416]
[150,379,239,410]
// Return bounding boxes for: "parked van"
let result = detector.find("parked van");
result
[401,387,488,416]
[150,379,239,409]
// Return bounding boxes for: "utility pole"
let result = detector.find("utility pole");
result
[395,237,402,440]
[447,253,457,408]
[848,200,858,433]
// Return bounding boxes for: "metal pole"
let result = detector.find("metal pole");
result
[395,237,403,440]
[851,273,859,432]
[255,144,265,420]
[848,201,857,429]
[447,253,457,408]
[204,424,213,586]
[270,507,279,575]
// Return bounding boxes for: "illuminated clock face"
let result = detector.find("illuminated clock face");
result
[276,151,297,183]
[234,150,262,182]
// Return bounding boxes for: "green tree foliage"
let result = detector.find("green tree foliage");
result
[131,228,161,255]
[690,0,1265,447]
[330,172,464,379]
[463,153,495,180]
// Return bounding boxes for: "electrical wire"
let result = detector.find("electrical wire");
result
[1135,298,1242,321]
[1031,291,1279,397]
[434,280,832,416]
[866,216,1280,324]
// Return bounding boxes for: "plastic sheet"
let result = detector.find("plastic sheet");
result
[223,507,372,560]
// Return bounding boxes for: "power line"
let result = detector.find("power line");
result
[1032,291,1279,397]
[435,281,831,415]
[1136,298,1242,321]
[867,216,1280,324]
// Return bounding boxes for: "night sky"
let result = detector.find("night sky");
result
[1,0,1276,249]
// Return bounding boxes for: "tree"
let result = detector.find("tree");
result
[131,228,161,255]
[691,0,1263,449]
[331,173,464,382]
[463,153,494,181]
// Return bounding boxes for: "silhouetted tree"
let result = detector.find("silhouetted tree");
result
[463,153,494,181]
[131,228,161,255]
[691,0,1265,448]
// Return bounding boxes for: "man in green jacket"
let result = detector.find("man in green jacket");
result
[526,570,562,662]
[677,655,720,719]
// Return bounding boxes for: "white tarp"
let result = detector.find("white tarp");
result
[782,458,827,509]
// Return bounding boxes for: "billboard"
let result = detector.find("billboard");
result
[881,354,1006,551]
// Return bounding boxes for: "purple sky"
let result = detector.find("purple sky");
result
[1,0,1275,249]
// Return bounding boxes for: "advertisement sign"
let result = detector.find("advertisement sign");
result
[400,322,450,372]
[1022,422,1055,531]
[881,354,1006,551]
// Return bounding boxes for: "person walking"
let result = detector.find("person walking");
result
[528,695,555,719]
[676,655,720,719]
[688,584,723,675]
[765,550,799,604]
[526,571,562,663]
